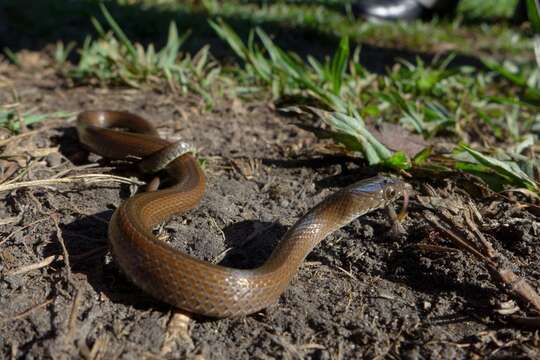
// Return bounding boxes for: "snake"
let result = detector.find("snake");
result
[76,110,408,318]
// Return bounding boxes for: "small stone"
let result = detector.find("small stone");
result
[46,153,62,167]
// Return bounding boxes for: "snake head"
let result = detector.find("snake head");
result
[346,175,410,213]
[314,175,410,231]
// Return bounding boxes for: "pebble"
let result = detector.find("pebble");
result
[46,153,62,167]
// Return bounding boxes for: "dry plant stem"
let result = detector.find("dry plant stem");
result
[7,255,62,276]
[0,161,19,184]
[0,217,48,246]
[495,270,540,314]
[2,160,35,186]
[0,213,22,226]
[425,213,540,314]
[424,214,495,267]
[51,163,99,179]
[463,206,497,258]
[1,298,54,324]
[0,128,43,147]
[52,215,72,285]
[64,287,83,345]
[0,174,144,192]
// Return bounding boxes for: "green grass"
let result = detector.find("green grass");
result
[458,0,520,20]
[63,3,221,104]
[210,19,539,189]
[2,0,539,192]
[0,107,74,134]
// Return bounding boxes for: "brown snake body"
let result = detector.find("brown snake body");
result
[77,110,407,318]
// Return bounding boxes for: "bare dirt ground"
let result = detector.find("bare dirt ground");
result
[1,64,540,359]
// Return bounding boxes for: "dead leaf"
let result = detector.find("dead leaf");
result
[367,122,428,158]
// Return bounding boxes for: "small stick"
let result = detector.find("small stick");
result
[52,215,72,285]
[0,128,45,147]
[426,212,540,314]
[424,213,496,268]
[7,255,62,276]
[495,269,540,314]
[0,174,144,193]
[1,298,54,323]
[64,287,84,345]
[0,217,48,246]
[463,205,497,258]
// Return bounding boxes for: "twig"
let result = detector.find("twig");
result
[64,287,84,345]
[495,269,540,314]
[2,159,36,186]
[0,212,23,226]
[424,213,496,267]
[1,298,54,323]
[0,128,43,147]
[2,147,59,159]
[335,265,357,281]
[0,160,19,184]
[7,255,62,276]
[51,163,99,179]
[463,205,497,258]
[0,174,144,192]
[52,215,72,285]
[207,213,225,241]
[0,217,49,246]
[425,209,540,314]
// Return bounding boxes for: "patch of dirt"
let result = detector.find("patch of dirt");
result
[1,66,540,359]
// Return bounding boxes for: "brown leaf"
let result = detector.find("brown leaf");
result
[367,122,428,158]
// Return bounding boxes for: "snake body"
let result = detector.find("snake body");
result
[77,111,407,318]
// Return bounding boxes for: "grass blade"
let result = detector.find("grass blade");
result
[99,3,137,59]
[330,36,349,95]
[456,144,538,192]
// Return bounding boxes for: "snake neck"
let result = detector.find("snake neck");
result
[258,192,362,276]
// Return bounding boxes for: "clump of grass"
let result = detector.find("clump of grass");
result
[2,48,20,67]
[204,0,529,55]
[455,144,538,191]
[211,20,365,112]
[457,0,519,20]
[211,19,539,192]
[482,1,540,103]
[67,4,221,103]
[379,91,456,138]
[53,41,76,67]
[212,20,414,169]
[306,107,409,168]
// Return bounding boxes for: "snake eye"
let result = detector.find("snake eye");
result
[385,187,396,199]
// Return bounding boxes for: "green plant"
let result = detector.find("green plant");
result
[69,4,221,102]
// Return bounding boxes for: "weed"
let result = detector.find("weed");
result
[68,4,221,103]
